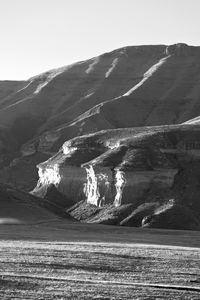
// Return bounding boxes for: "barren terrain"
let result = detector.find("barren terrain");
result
[0,223,200,299]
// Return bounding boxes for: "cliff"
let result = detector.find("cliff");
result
[33,123,200,230]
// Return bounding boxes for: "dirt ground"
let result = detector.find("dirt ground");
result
[0,222,200,299]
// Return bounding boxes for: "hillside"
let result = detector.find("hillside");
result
[0,183,68,224]
[0,43,200,190]
[1,44,200,230]
[19,43,200,155]
[0,43,200,159]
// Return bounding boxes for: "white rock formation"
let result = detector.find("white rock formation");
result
[114,170,126,207]
[84,165,100,206]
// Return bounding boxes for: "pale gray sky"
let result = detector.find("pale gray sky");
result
[0,0,199,80]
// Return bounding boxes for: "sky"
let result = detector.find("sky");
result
[0,0,200,80]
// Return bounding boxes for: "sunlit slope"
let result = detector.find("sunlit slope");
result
[0,44,200,156]
[21,43,200,155]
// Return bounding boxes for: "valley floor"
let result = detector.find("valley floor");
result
[0,222,200,299]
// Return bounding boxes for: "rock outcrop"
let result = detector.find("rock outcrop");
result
[32,123,200,230]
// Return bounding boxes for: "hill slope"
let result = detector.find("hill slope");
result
[0,183,71,224]
[0,44,200,158]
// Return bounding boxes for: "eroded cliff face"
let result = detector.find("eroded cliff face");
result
[82,166,126,207]
[31,123,200,229]
[33,124,199,206]
[82,165,177,207]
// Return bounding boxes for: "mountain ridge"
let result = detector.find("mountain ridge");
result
[0,44,200,150]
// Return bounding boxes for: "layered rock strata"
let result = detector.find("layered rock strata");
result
[33,124,200,214]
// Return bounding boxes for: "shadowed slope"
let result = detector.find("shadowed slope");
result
[0,80,27,104]
[0,184,72,224]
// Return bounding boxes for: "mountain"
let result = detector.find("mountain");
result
[1,43,200,190]
[0,43,200,157]
[1,43,200,230]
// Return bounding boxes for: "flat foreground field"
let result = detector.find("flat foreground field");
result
[0,221,200,299]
